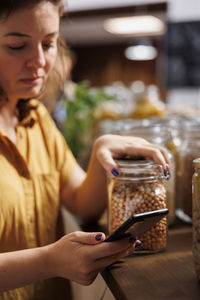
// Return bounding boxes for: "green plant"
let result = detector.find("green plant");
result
[60,81,113,158]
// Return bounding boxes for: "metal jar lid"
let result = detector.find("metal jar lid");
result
[113,158,168,181]
[193,158,200,168]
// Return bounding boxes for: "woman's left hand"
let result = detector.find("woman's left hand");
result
[94,134,170,176]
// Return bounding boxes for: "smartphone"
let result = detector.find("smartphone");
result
[104,208,168,242]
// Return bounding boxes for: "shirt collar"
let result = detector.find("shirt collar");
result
[18,99,39,127]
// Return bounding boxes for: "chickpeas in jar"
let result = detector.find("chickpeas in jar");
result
[119,124,176,226]
[107,159,169,253]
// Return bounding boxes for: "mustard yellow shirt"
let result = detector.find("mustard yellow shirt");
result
[0,100,76,300]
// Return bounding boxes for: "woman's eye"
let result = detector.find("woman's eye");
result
[43,43,54,50]
[8,45,24,50]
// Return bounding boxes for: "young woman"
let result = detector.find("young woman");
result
[0,0,169,299]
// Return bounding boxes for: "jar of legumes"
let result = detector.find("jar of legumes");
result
[192,158,200,281]
[107,159,169,253]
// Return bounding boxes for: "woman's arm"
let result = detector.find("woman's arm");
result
[61,134,170,221]
[0,245,49,291]
[0,231,135,291]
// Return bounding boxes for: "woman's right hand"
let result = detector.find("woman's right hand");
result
[47,231,136,285]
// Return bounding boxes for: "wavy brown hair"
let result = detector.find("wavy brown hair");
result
[39,35,72,113]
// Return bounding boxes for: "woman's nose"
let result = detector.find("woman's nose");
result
[26,45,46,68]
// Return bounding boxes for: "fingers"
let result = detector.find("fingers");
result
[97,147,120,176]
[141,145,169,171]
[149,144,170,166]
[52,232,140,284]
[123,140,170,172]
[90,237,131,259]
[93,241,137,270]
[95,135,170,176]
[69,231,106,245]
[69,231,136,260]
[92,239,142,270]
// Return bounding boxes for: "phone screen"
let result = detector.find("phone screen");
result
[105,208,168,242]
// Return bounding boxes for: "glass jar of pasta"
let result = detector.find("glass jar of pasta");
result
[107,159,169,253]
[192,158,200,281]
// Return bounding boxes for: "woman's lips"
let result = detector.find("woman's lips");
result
[20,77,43,86]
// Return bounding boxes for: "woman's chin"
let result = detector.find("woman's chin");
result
[18,87,44,100]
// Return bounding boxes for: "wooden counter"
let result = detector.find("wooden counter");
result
[101,225,200,300]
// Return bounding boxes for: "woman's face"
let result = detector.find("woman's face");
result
[0,2,60,102]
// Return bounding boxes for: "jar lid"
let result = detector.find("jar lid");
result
[193,158,200,168]
[115,158,154,168]
[114,158,168,181]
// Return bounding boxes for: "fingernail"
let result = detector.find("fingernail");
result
[135,241,142,248]
[111,168,119,177]
[164,169,167,177]
[95,234,102,241]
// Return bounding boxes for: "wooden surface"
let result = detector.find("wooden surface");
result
[101,224,200,300]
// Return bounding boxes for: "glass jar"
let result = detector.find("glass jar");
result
[107,159,169,253]
[128,83,165,119]
[177,126,200,221]
[192,158,200,281]
[119,124,176,226]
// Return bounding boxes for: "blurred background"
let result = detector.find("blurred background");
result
[62,0,200,105]
[56,0,200,165]
[57,0,200,225]
[58,2,200,299]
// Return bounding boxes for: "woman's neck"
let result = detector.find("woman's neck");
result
[0,100,19,144]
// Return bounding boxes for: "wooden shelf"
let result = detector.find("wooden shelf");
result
[101,225,200,300]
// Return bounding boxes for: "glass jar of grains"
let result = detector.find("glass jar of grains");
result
[119,124,176,226]
[107,159,169,253]
[177,125,200,222]
[192,158,200,281]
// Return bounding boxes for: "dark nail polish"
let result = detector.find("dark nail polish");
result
[135,241,142,248]
[95,234,102,241]
[164,169,167,177]
[111,168,119,177]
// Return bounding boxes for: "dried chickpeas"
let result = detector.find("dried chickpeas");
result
[108,178,167,253]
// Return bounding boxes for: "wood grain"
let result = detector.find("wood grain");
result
[102,225,200,300]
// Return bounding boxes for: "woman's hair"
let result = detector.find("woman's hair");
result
[0,0,68,115]
[0,0,65,19]
[39,35,73,112]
